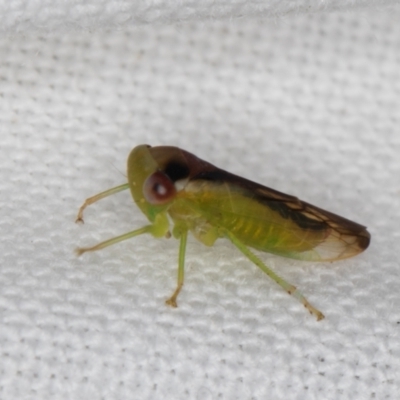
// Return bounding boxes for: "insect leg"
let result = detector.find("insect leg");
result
[76,183,130,223]
[166,229,188,307]
[76,225,153,255]
[223,229,325,321]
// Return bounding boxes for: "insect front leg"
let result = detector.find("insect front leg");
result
[222,229,325,321]
[166,228,188,307]
[76,183,130,223]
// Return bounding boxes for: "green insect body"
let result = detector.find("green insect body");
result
[76,145,370,321]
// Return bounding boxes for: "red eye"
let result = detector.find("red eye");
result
[143,171,177,205]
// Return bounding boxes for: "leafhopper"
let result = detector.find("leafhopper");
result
[76,145,370,320]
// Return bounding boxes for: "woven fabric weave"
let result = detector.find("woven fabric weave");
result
[1,3,400,399]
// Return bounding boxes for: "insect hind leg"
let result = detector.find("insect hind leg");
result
[222,229,325,321]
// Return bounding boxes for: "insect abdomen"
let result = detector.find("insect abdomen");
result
[186,186,327,256]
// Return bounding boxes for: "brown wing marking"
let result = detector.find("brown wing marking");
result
[255,186,370,260]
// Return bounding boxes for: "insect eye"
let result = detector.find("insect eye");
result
[143,171,177,205]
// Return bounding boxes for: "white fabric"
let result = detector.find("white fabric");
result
[1,3,400,400]
[0,0,398,33]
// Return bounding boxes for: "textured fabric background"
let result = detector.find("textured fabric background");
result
[1,0,398,32]
[1,2,400,399]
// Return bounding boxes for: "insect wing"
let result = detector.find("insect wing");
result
[177,167,370,262]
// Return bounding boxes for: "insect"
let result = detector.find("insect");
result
[76,145,370,321]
